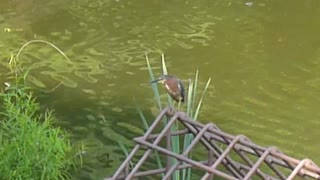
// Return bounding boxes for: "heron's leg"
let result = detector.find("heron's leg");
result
[172,101,176,109]
[177,101,181,111]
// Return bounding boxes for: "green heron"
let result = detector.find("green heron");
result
[151,75,185,103]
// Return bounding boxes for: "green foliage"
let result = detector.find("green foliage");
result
[0,74,77,179]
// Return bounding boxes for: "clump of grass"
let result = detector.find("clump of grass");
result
[0,56,79,179]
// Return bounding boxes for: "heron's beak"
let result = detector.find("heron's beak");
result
[150,77,165,84]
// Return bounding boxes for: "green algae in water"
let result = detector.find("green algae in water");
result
[27,74,47,88]
[258,85,283,101]
[41,71,77,88]
[50,31,62,36]
[111,107,123,113]
[125,71,135,75]
[97,101,110,106]
[306,78,320,90]
[101,126,132,145]
[60,35,71,41]
[47,60,75,73]
[86,48,105,56]
[279,82,298,95]
[243,96,268,107]
[82,89,97,95]
[86,114,99,122]
[116,122,144,135]
[74,70,98,83]
[173,39,194,49]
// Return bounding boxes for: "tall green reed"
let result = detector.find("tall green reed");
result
[144,53,211,180]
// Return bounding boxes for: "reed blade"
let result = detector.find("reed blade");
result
[146,53,162,110]
[118,142,134,169]
[161,53,168,75]
[191,70,199,116]
[193,77,211,120]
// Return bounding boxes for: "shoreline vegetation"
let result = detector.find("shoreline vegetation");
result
[0,41,81,179]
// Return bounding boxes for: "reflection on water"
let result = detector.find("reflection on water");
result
[1,0,320,179]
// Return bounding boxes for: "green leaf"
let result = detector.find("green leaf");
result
[146,53,162,110]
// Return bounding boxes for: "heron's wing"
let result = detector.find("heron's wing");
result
[178,80,185,102]
[165,84,177,95]
[165,80,184,100]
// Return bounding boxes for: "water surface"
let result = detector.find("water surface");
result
[1,0,320,179]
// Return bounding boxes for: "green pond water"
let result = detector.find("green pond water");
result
[1,0,320,179]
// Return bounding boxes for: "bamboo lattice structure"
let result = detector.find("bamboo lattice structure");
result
[106,107,320,180]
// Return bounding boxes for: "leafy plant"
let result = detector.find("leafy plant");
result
[0,55,79,179]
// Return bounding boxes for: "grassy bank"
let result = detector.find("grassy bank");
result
[0,63,79,179]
